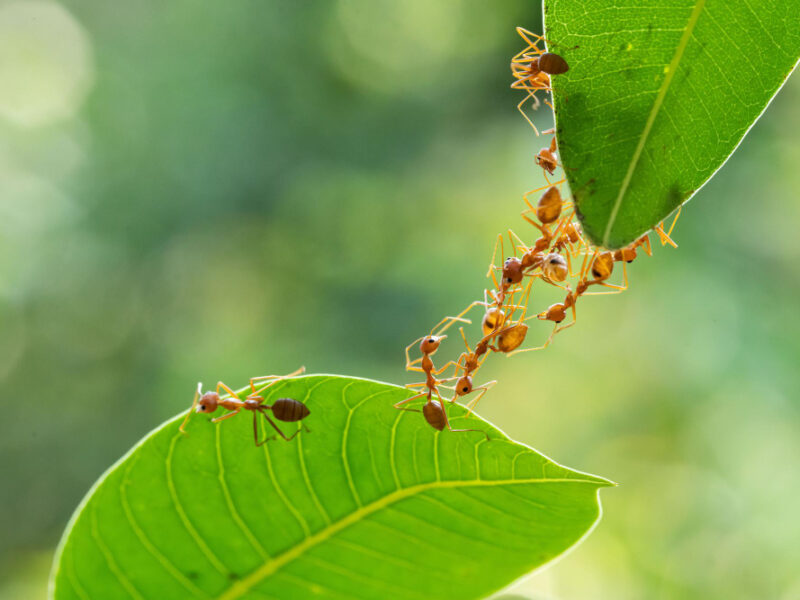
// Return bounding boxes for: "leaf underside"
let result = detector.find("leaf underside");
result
[50,375,611,600]
[545,0,800,249]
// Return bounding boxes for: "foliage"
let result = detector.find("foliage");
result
[51,376,611,600]
[545,0,800,248]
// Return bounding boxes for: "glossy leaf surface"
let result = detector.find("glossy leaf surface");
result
[51,375,611,600]
[544,0,800,248]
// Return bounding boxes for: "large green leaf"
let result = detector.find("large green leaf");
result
[544,0,800,248]
[50,375,611,600]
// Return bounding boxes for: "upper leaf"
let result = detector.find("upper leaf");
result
[545,0,800,248]
[50,375,611,600]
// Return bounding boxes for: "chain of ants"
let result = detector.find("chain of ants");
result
[397,28,681,438]
[180,28,680,446]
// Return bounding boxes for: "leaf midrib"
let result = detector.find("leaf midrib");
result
[601,0,707,247]
[217,476,601,600]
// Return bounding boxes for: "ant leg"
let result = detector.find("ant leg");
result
[443,300,489,328]
[584,262,629,294]
[430,313,472,338]
[255,414,293,444]
[517,279,535,319]
[212,409,241,423]
[487,233,505,277]
[507,228,531,256]
[563,249,576,276]
[464,380,497,416]
[570,227,588,258]
[249,366,305,395]
[440,402,489,441]
[394,391,427,410]
[555,303,578,334]
[642,235,653,256]
[654,221,678,248]
[666,206,682,237]
[405,337,425,370]
[516,94,541,135]
[216,381,242,400]
[252,412,261,446]
[179,382,203,435]
[432,360,461,375]
[459,327,472,353]
[578,249,593,281]
[521,214,553,242]
[515,27,546,51]
[506,325,557,356]
[405,382,429,389]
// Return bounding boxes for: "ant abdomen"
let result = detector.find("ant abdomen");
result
[591,251,614,280]
[482,307,505,336]
[538,52,569,75]
[271,397,310,422]
[422,400,447,431]
[537,186,563,224]
[543,253,568,282]
[496,323,529,352]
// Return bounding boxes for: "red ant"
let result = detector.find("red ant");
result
[536,250,628,339]
[399,331,488,438]
[536,137,559,178]
[180,367,309,444]
[510,28,569,134]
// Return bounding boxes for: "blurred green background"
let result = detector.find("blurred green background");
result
[1,1,798,598]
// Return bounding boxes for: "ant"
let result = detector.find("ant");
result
[510,28,569,134]
[180,367,309,444]
[495,215,580,289]
[520,182,584,255]
[444,321,529,415]
[614,234,650,263]
[536,137,559,178]
[400,327,488,438]
[536,250,628,338]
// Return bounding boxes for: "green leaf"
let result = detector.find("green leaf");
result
[50,375,611,600]
[544,0,800,248]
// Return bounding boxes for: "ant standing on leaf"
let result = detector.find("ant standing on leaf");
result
[180,367,310,445]
[398,329,489,439]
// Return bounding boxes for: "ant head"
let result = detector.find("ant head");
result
[419,335,445,354]
[524,57,540,75]
[196,392,220,413]
[543,253,568,282]
[456,376,473,396]
[502,257,524,285]
[541,303,566,323]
